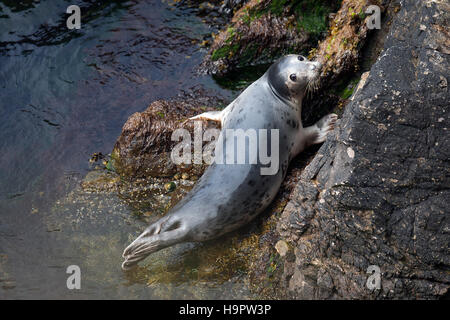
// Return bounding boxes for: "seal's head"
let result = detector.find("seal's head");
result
[267,54,321,104]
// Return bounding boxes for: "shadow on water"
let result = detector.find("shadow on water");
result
[0,0,249,299]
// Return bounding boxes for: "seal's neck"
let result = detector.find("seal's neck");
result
[289,95,303,113]
[266,74,303,116]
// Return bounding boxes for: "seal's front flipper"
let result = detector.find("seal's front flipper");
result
[308,113,338,145]
[189,111,223,124]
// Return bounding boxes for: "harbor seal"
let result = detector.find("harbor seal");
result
[122,54,337,270]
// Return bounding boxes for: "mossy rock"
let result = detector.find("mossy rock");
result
[200,0,342,75]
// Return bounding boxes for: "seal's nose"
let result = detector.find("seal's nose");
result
[310,61,322,71]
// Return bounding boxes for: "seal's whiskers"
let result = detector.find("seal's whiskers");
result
[306,77,320,98]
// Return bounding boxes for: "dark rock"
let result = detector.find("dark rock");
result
[277,0,450,299]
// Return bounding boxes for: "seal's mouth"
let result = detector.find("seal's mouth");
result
[306,62,321,96]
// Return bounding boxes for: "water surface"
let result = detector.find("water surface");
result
[0,0,252,299]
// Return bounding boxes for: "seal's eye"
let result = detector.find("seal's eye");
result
[298,55,305,61]
[290,74,297,82]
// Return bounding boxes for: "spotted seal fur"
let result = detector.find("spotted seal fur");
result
[122,54,337,269]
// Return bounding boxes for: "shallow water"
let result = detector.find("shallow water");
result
[0,0,253,299]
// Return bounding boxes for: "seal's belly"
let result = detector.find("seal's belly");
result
[186,159,286,241]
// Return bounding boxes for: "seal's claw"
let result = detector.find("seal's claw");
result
[325,113,338,131]
[121,260,138,271]
[319,113,338,131]
[310,113,338,144]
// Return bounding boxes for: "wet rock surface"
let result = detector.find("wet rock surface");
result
[111,90,224,179]
[275,0,450,299]
[219,0,249,16]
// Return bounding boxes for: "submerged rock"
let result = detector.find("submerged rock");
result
[274,0,450,299]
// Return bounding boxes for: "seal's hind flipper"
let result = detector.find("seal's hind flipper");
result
[189,111,223,124]
[122,217,188,270]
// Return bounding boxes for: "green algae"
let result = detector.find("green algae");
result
[156,111,165,118]
[213,64,269,91]
[261,0,338,37]
[211,43,240,61]
[236,43,260,68]
[164,181,176,192]
[293,0,340,38]
[336,76,361,100]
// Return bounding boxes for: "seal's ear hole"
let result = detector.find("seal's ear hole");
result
[165,220,181,232]
[290,74,297,82]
